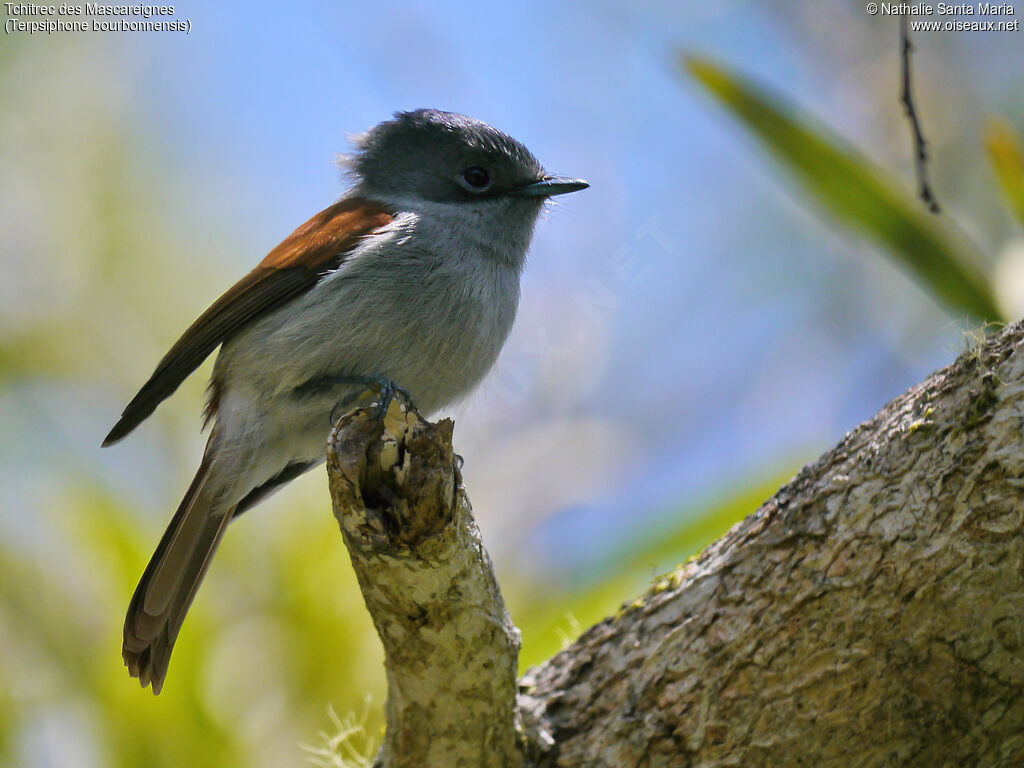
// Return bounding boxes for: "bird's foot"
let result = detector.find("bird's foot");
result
[325,374,415,425]
[365,375,414,419]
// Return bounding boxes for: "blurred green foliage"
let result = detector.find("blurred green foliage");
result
[0,486,386,767]
[985,118,1024,226]
[685,55,1004,325]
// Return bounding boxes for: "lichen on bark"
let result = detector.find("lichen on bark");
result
[327,404,522,768]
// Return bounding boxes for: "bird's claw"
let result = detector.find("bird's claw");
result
[326,374,415,425]
[370,377,413,419]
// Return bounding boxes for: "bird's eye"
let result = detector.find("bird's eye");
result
[461,166,490,189]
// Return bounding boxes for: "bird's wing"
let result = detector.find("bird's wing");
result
[103,197,394,446]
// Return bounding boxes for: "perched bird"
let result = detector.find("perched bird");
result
[104,109,588,693]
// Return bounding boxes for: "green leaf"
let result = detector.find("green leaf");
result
[684,55,1003,323]
[985,117,1024,226]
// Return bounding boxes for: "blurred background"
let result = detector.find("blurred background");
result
[3,1,1023,765]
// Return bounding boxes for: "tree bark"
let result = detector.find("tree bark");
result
[327,406,521,768]
[328,321,1024,767]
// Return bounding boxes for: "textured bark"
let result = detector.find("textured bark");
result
[329,321,1024,767]
[327,405,521,768]
[519,321,1024,767]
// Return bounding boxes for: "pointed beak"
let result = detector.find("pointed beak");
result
[514,175,590,198]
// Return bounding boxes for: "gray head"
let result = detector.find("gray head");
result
[348,109,587,206]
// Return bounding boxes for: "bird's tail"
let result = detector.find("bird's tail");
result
[123,452,233,694]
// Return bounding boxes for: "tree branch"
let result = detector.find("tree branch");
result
[900,14,941,213]
[520,320,1024,766]
[327,406,521,768]
[329,320,1024,766]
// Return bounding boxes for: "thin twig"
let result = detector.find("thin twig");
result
[900,15,940,213]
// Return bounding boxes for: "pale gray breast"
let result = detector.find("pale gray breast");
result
[396,257,521,411]
[216,213,523,415]
[323,244,521,413]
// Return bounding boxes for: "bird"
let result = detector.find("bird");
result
[103,109,589,693]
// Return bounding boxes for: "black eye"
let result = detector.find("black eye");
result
[462,166,490,189]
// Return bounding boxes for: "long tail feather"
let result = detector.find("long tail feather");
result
[123,453,234,694]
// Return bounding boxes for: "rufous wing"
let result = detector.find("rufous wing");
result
[103,198,393,446]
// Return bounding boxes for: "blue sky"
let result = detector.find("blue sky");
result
[7,0,1022,584]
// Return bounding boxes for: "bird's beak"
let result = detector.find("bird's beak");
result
[514,176,589,197]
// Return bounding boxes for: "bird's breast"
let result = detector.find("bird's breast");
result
[218,232,523,415]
